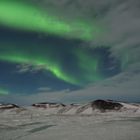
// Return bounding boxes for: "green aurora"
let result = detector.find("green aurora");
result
[0,87,9,95]
[0,0,101,41]
[0,0,120,88]
[0,42,102,85]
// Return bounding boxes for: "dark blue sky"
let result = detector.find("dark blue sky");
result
[0,26,121,96]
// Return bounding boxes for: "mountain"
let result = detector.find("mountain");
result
[0,100,140,116]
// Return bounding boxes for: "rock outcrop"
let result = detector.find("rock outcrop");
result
[32,102,66,109]
[0,103,20,110]
[91,100,123,112]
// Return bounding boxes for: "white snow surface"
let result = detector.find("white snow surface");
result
[0,102,140,140]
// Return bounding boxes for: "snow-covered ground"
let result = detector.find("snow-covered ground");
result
[0,101,140,140]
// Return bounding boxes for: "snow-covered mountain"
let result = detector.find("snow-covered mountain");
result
[0,100,140,116]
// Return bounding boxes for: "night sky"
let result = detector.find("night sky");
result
[0,0,140,104]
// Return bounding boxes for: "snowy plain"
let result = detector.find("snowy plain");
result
[0,102,140,140]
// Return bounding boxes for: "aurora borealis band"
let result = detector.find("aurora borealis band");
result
[0,30,119,86]
[0,26,120,95]
[0,0,121,98]
[0,0,101,41]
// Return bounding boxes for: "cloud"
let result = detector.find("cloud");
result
[34,0,140,68]
[32,0,140,102]
[16,63,46,73]
[62,71,140,102]
[0,89,70,105]
[93,0,140,64]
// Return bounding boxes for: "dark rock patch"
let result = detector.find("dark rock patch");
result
[0,104,20,110]
[32,102,66,109]
[91,100,123,112]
